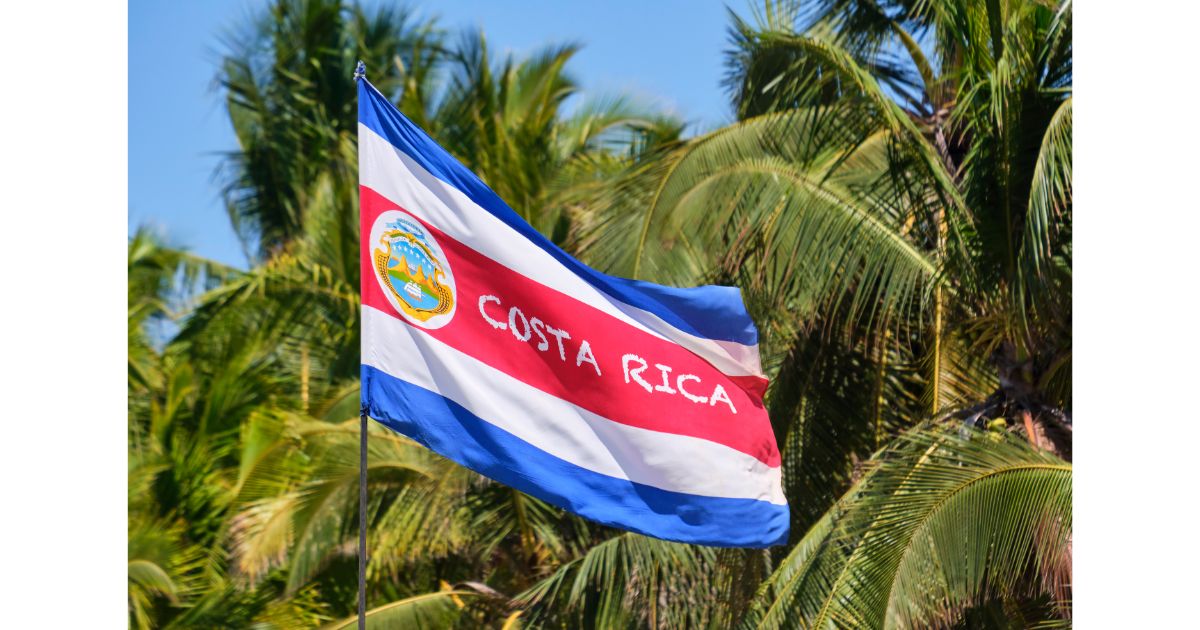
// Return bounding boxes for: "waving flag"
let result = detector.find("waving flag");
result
[358,76,788,547]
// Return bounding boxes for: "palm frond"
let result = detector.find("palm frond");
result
[225,418,448,591]
[128,517,207,629]
[575,107,937,342]
[745,426,1071,629]
[322,590,474,629]
[1023,96,1071,275]
[517,533,718,629]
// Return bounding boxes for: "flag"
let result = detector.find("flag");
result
[357,76,788,547]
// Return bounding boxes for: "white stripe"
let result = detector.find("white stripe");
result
[363,306,786,505]
[359,124,765,378]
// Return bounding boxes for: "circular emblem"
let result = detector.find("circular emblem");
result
[370,209,456,329]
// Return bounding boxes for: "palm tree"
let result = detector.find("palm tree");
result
[131,0,692,626]
[219,0,677,261]
[571,0,1072,625]
[129,0,1073,626]
[218,0,437,260]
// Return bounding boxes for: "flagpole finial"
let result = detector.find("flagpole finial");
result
[354,60,366,81]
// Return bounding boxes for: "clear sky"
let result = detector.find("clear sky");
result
[129,0,749,269]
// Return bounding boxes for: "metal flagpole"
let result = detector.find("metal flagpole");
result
[358,410,368,629]
[354,59,368,630]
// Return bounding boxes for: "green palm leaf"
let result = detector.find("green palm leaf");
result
[227,418,451,591]
[517,532,718,629]
[322,591,474,629]
[128,518,207,629]
[1023,96,1071,275]
[575,106,936,344]
[745,427,1071,629]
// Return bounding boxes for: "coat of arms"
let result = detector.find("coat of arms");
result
[371,210,456,328]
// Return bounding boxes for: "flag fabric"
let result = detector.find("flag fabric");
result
[357,76,788,547]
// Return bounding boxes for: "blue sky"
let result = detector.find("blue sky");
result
[129,0,750,268]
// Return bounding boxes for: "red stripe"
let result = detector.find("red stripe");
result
[360,186,780,466]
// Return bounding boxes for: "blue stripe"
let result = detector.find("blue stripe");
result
[361,365,789,547]
[358,79,759,346]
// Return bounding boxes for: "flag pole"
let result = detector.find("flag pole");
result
[354,59,368,630]
[358,409,368,629]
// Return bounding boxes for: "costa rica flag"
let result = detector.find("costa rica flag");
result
[358,75,788,547]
